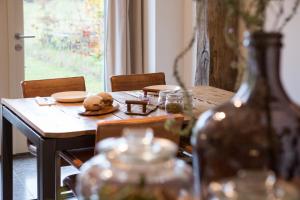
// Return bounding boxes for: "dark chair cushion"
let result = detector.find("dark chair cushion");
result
[59,147,95,169]
[63,174,78,196]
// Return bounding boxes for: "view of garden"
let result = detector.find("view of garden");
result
[24,0,104,92]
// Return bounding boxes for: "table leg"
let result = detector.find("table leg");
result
[56,154,62,197]
[37,139,59,200]
[1,115,13,200]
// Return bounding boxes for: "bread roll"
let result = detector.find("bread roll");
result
[97,92,113,106]
[83,95,104,111]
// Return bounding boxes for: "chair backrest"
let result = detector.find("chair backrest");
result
[110,72,166,92]
[95,114,183,149]
[21,76,86,98]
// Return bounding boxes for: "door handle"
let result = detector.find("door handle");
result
[15,33,35,40]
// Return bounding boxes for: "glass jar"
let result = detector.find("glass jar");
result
[165,93,184,114]
[177,89,194,110]
[157,90,173,109]
[77,128,194,200]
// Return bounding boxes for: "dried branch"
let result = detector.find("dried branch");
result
[171,0,204,136]
[272,0,285,30]
[173,32,197,136]
[278,0,300,31]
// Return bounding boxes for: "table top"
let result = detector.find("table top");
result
[1,86,234,139]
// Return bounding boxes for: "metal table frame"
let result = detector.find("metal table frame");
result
[1,105,94,200]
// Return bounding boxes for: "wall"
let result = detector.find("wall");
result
[0,0,12,154]
[155,0,185,85]
[264,1,300,104]
[0,0,28,154]
[143,0,156,73]
[0,0,9,99]
[182,0,197,87]
[280,7,300,104]
[144,0,195,86]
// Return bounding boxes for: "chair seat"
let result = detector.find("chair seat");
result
[63,174,78,196]
[28,143,38,156]
[178,145,192,165]
[182,145,192,155]
[59,147,95,169]
[60,146,192,168]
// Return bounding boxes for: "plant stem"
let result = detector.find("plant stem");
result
[278,0,300,31]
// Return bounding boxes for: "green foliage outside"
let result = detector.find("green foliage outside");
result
[24,0,104,92]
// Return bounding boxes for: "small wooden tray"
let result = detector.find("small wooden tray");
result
[79,102,119,116]
[125,101,158,116]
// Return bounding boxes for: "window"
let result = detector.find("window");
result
[24,0,105,92]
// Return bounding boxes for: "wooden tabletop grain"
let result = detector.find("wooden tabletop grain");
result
[1,86,234,139]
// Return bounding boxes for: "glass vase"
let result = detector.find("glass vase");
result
[192,32,300,200]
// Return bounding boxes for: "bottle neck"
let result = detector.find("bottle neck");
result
[236,32,288,105]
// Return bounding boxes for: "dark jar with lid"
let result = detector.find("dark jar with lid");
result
[192,32,300,199]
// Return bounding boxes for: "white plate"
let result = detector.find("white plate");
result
[143,85,181,92]
[51,91,87,103]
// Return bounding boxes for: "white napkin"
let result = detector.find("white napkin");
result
[35,97,56,106]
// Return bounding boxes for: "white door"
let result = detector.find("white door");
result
[6,0,105,154]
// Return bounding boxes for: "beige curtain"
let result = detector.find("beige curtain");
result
[104,0,144,91]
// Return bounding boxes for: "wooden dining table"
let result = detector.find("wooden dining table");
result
[1,86,234,200]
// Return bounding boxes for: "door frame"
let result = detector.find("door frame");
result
[7,0,24,99]
[6,0,28,154]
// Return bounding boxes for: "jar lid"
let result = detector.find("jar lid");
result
[159,90,174,96]
[166,93,184,100]
[96,128,177,165]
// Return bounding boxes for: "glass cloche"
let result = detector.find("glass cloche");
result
[77,128,194,200]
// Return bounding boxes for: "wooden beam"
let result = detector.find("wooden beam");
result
[195,0,238,91]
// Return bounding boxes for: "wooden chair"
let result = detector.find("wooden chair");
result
[61,114,183,169]
[110,72,166,92]
[21,76,86,98]
[61,114,184,195]
[20,76,86,156]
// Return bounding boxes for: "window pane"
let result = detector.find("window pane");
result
[24,0,104,92]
